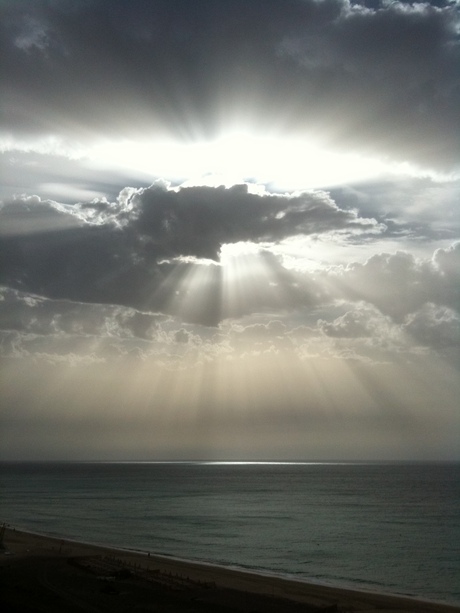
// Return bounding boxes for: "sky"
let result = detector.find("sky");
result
[1,0,459,461]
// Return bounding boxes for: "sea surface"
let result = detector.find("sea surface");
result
[1,461,459,605]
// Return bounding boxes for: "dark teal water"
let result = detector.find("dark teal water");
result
[1,462,459,605]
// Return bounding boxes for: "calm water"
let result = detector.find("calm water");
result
[0,462,459,605]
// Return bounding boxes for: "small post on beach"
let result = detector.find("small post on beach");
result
[0,523,5,549]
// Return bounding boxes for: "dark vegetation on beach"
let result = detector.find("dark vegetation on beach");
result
[0,551,321,613]
[2,528,459,613]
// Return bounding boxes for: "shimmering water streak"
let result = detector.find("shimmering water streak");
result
[1,461,459,605]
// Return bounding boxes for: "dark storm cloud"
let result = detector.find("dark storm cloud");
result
[129,183,381,259]
[1,0,306,138]
[1,0,459,170]
[278,0,460,170]
[0,183,378,322]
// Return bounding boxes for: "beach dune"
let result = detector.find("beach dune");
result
[1,527,458,613]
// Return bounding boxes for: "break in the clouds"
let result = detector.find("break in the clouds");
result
[1,1,459,461]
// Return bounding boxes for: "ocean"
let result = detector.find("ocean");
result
[0,461,459,605]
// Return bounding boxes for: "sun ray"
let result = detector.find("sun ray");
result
[219,243,289,320]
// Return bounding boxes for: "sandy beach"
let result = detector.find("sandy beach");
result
[1,526,458,613]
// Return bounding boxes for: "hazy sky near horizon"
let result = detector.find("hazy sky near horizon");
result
[1,0,459,461]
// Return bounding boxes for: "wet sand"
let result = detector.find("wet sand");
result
[1,526,458,613]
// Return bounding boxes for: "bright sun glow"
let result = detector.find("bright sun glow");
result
[87,131,421,191]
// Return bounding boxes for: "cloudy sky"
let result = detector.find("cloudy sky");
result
[1,0,459,461]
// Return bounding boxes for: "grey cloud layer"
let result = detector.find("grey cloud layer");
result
[329,243,460,321]
[2,240,459,364]
[1,0,459,171]
[0,183,379,322]
[1,180,458,364]
[1,182,458,345]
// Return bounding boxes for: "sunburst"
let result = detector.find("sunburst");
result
[87,130,408,191]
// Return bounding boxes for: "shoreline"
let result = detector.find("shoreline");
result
[2,525,459,612]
